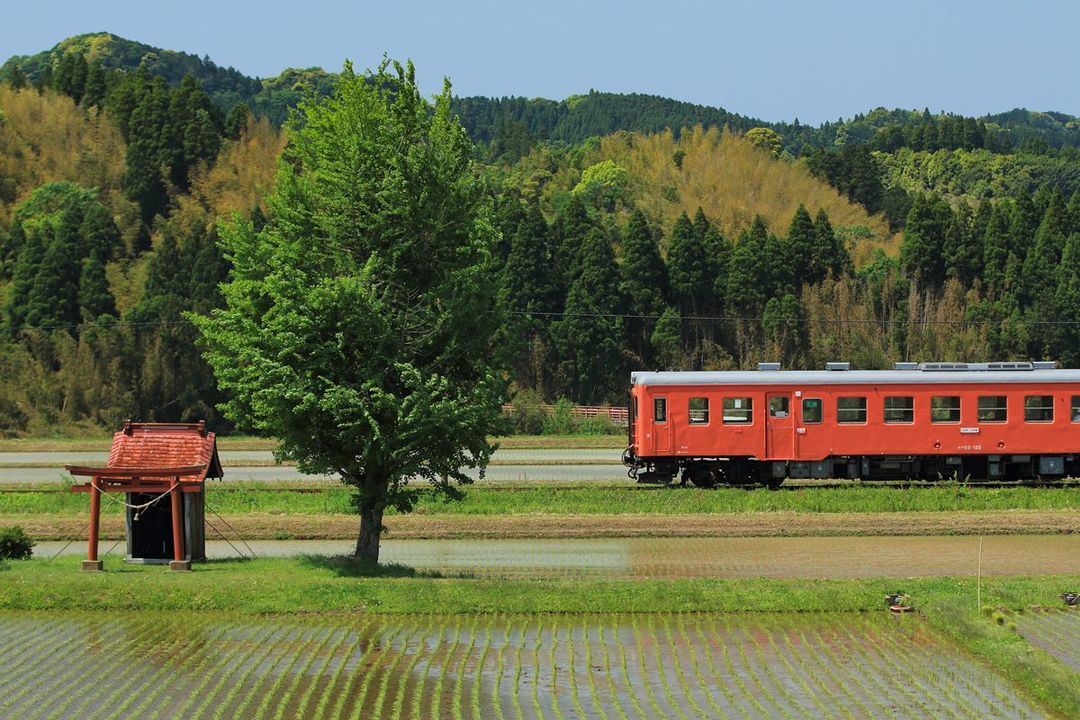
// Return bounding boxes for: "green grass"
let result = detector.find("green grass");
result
[3,482,1080,516]
[0,560,1076,716]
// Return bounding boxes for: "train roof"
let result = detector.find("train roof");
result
[632,367,1080,386]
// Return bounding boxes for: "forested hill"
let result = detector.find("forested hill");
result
[0,32,335,125]
[4,32,1080,155]
[4,32,1080,437]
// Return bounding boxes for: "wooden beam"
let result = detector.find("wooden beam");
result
[65,465,206,478]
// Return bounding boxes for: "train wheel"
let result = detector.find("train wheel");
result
[687,466,717,488]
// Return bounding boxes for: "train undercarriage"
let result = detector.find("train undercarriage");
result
[622,449,1079,488]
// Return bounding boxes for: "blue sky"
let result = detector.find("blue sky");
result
[3,0,1077,124]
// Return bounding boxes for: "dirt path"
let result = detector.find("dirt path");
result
[12,509,1080,541]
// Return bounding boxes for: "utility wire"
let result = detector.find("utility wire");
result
[9,311,1080,333]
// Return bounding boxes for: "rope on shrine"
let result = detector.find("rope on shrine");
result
[89,477,176,516]
[205,499,258,559]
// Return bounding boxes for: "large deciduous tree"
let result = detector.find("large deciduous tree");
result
[193,60,503,563]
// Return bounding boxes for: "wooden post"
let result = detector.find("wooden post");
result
[168,476,190,572]
[82,479,103,572]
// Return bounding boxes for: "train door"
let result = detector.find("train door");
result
[651,396,672,454]
[766,392,795,459]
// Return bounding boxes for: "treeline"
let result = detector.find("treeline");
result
[455,91,764,161]
[488,173,1080,406]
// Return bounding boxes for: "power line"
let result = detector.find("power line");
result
[506,310,1080,327]
[7,309,1080,335]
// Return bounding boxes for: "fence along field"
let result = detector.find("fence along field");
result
[0,611,1051,719]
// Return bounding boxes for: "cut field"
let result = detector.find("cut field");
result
[0,610,1052,720]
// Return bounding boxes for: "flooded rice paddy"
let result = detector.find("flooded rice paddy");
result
[1017,609,1080,671]
[0,611,1050,719]
[37,534,1080,579]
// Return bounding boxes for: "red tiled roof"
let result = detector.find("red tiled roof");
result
[107,421,223,483]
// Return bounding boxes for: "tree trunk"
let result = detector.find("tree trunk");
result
[356,502,384,562]
[353,472,389,562]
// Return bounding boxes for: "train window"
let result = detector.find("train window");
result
[688,397,710,424]
[769,396,790,418]
[1024,395,1054,423]
[802,398,822,424]
[884,396,914,424]
[837,397,867,424]
[978,396,1007,423]
[654,398,666,423]
[723,397,753,424]
[931,396,961,423]
[1073,396,1080,422]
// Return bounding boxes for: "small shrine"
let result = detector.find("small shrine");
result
[67,421,223,571]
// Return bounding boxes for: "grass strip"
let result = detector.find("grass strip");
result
[6,482,1080,517]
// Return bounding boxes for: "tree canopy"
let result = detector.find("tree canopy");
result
[192,59,503,562]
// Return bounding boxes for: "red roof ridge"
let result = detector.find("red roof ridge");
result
[106,420,223,483]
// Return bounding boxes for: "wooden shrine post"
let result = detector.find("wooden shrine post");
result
[84,479,102,572]
[169,474,190,572]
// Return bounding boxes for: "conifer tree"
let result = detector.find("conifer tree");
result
[786,205,817,284]
[4,227,45,332]
[943,202,981,286]
[553,228,624,403]
[620,209,667,365]
[650,306,683,369]
[77,252,116,319]
[1053,233,1080,366]
[123,79,170,223]
[26,226,80,330]
[224,102,252,140]
[812,209,848,279]
[727,217,768,316]
[82,62,106,108]
[667,211,711,315]
[900,194,951,288]
[982,202,1012,297]
[553,194,593,285]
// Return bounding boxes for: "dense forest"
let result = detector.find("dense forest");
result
[2,33,1080,435]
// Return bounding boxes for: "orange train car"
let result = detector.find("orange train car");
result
[622,361,1080,487]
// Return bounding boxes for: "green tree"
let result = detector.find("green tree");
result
[498,219,560,392]
[982,202,1012,297]
[1053,233,1080,366]
[82,62,107,108]
[943,202,982,286]
[77,252,116,319]
[650,306,683,369]
[787,205,818,285]
[900,194,951,288]
[224,102,251,140]
[745,127,782,156]
[620,209,667,364]
[552,229,624,403]
[192,59,503,563]
[572,160,629,210]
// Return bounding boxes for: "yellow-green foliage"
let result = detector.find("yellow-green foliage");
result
[595,127,898,262]
[188,116,284,220]
[0,86,127,225]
